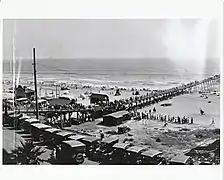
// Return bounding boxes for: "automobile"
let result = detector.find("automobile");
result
[30,123,52,141]
[169,154,193,165]
[53,131,76,145]
[79,136,101,158]
[93,136,119,161]
[22,118,40,133]
[140,149,166,165]
[111,143,132,164]
[42,128,62,144]
[56,140,86,164]
[126,146,148,164]
[7,113,28,129]
[16,115,31,129]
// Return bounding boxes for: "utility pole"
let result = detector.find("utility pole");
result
[55,85,57,98]
[33,48,39,119]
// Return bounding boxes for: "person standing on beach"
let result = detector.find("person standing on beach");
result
[163,122,168,127]
[200,108,205,115]
[153,107,156,113]
[178,116,181,124]
[190,117,194,124]
[211,118,215,125]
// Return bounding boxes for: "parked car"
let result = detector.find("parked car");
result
[22,118,40,133]
[56,140,86,164]
[169,154,193,165]
[93,136,119,161]
[126,146,148,164]
[10,114,30,129]
[79,136,101,158]
[30,123,52,141]
[140,149,166,165]
[42,128,62,144]
[53,131,76,145]
[111,143,132,164]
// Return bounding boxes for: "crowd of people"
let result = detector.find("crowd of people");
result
[149,112,194,125]
[130,107,194,125]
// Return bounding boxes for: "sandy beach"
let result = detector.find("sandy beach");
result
[3,74,220,159]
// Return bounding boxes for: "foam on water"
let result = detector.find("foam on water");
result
[3,58,220,89]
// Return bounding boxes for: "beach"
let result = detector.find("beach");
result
[3,58,220,163]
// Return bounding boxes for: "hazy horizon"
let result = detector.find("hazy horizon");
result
[3,19,220,60]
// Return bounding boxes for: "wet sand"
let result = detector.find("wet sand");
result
[138,92,220,128]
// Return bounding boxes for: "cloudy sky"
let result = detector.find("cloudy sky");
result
[3,19,220,60]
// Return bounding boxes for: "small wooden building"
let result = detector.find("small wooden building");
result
[15,85,26,99]
[15,85,35,99]
[89,93,109,104]
[103,110,130,126]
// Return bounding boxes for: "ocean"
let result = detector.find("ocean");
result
[3,58,220,89]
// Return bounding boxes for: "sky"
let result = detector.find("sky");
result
[3,19,220,60]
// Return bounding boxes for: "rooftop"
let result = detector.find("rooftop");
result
[31,123,52,129]
[170,154,190,164]
[56,131,75,137]
[127,146,146,153]
[44,128,62,133]
[104,110,129,119]
[113,143,130,150]
[24,118,40,124]
[101,136,119,144]
[69,135,86,140]
[63,140,86,148]
[141,149,162,157]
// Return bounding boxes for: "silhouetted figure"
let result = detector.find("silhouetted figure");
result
[100,130,104,140]
[200,108,205,115]
[211,118,215,125]
[178,116,181,124]
[190,117,194,124]
[163,122,168,127]
[153,107,156,113]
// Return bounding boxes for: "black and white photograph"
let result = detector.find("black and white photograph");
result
[2,18,221,166]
